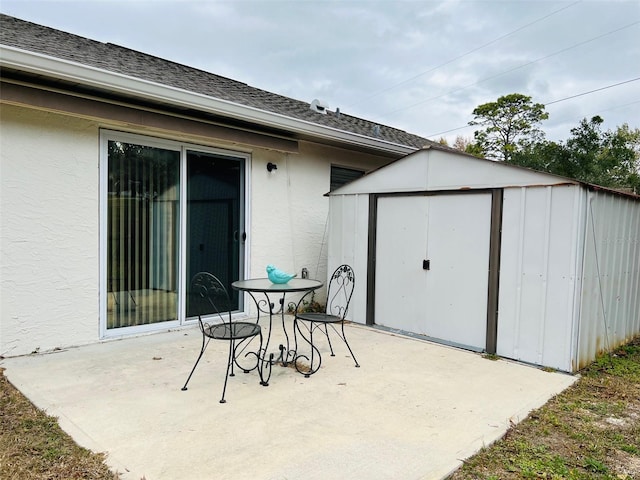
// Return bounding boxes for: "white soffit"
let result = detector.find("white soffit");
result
[0,45,416,156]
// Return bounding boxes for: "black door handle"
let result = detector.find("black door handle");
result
[423,259,430,270]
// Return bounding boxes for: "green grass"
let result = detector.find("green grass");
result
[448,336,640,480]
[2,337,639,479]
[0,367,120,480]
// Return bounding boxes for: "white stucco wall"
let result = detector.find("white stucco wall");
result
[1,103,393,356]
[249,141,388,311]
[1,104,100,356]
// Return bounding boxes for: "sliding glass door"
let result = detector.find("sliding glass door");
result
[101,132,246,334]
[186,150,244,315]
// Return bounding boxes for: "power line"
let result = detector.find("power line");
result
[343,0,583,110]
[544,77,640,106]
[425,79,640,138]
[427,124,474,138]
[380,20,640,119]
[546,99,640,132]
[591,99,640,115]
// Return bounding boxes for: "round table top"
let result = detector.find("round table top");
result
[231,278,323,293]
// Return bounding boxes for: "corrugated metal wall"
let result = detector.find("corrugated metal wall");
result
[497,184,585,372]
[327,193,369,323]
[328,180,640,373]
[577,191,640,370]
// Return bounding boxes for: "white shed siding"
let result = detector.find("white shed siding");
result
[425,150,566,190]
[332,149,571,195]
[327,194,369,323]
[327,148,640,372]
[497,185,584,372]
[577,192,640,369]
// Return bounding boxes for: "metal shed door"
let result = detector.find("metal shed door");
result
[374,193,492,351]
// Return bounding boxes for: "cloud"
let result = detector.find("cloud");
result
[2,0,638,145]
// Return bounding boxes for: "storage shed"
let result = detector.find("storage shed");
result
[327,146,640,372]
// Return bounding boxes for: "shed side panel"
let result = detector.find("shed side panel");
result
[327,194,369,324]
[578,192,640,369]
[498,185,581,372]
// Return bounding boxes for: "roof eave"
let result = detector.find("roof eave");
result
[0,45,417,156]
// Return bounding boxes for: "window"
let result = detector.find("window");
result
[330,165,365,191]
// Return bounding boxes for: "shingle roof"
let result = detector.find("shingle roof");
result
[0,14,438,150]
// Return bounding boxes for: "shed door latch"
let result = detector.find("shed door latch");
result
[423,259,430,270]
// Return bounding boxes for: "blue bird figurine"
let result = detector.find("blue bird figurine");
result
[266,264,297,284]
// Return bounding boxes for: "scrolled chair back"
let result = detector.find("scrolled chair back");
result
[190,272,232,329]
[326,264,355,319]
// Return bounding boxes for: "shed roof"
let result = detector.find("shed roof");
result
[330,146,640,200]
[0,14,440,154]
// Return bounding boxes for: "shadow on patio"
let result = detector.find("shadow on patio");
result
[1,322,576,480]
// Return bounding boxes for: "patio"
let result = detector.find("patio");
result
[0,322,576,480]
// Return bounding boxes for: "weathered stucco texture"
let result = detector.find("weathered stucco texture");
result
[1,103,390,355]
[1,105,100,356]
[248,141,386,311]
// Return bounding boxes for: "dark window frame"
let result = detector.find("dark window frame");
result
[330,165,365,191]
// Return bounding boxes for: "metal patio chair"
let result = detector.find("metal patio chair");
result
[293,264,360,377]
[181,272,263,403]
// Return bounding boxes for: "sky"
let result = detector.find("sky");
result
[2,0,639,145]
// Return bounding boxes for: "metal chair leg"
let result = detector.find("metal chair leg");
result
[293,318,322,377]
[308,323,316,377]
[219,338,235,404]
[340,322,360,368]
[324,323,335,356]
[229,339,236,378]
[181,334,209,391]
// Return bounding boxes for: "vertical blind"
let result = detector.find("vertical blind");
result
[107,141,180,329]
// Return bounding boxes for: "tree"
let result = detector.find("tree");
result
[510,116,640,193]
[509,139,567,173]
[469,93,548,162]
[451,135,470,151]
[449,135,485,158]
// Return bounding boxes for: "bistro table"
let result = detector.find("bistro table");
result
[231,278,323,386]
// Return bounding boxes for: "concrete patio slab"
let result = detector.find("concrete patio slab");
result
[1,322,577,480]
